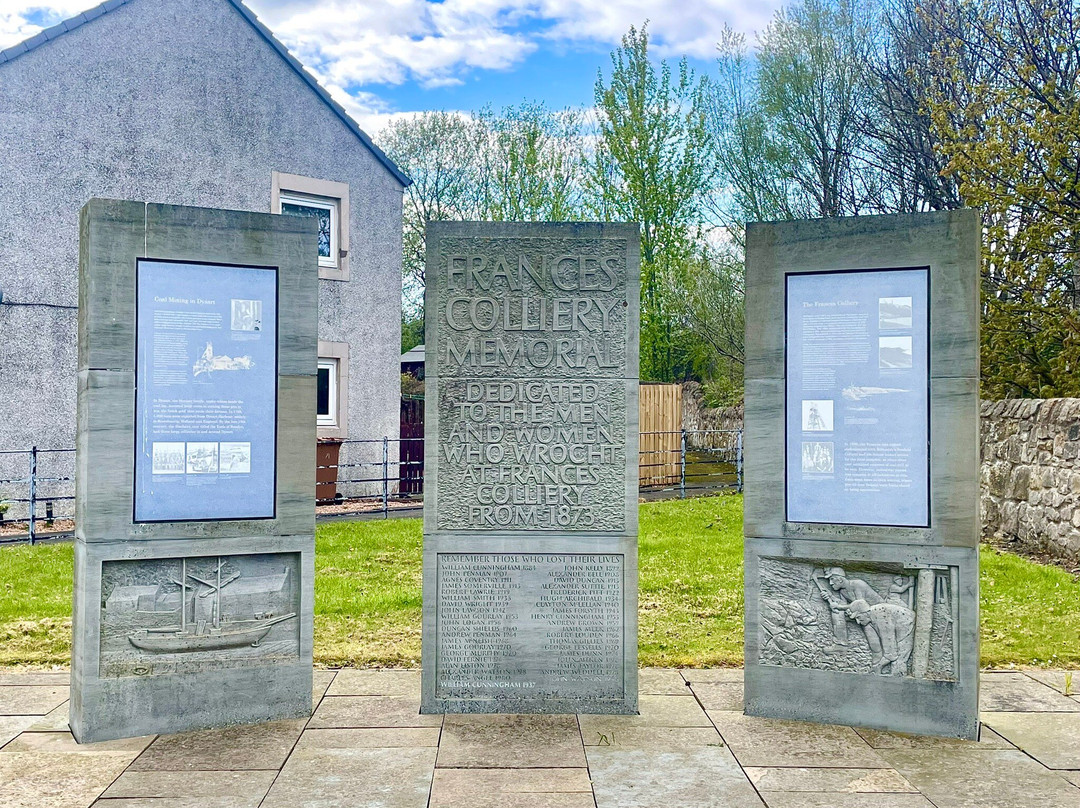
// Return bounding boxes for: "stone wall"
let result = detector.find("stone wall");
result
[681,382,743,449]
[682,389,1080,562]
[981,398,1080,561]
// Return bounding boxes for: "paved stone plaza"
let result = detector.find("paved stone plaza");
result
[0,667,1078,807]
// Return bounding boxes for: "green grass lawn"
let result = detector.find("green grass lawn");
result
[1,494,1078,668]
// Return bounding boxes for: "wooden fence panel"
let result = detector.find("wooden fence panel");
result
[639,383,682,486]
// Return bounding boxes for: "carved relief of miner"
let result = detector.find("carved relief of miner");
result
[757,558,958,680]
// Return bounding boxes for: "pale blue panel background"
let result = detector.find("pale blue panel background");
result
[134,260,278,521]
[785,268,929,527]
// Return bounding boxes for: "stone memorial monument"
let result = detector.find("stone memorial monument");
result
[743,210,981,739]
[71,199,319,742]
[421,222,640,714]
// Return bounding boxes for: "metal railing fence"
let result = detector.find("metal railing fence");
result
[0,448,76,544]
[0,429,742,543]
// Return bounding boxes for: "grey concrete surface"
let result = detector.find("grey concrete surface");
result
[2,668,1079,807]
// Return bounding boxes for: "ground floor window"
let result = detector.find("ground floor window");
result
[317,359,338,428]
[316,340,350,438]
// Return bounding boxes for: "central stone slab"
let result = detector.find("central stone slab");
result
[421,222,640,714]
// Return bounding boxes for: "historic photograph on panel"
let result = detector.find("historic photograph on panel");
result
[185,442,219,474]
[151,442,186,475]
[219,442,252,474]
[879,336,913,369]
[231,298,263,332]
[99,553,301,678]
[758,558,957,681]
[801,441,834,474]
[801,400,834,432]
[878,296,913,329]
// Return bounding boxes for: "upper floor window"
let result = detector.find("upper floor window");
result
[280,193,337,269]
[272,172,350,281]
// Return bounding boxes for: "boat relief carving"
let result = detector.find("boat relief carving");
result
[99,553,300,678]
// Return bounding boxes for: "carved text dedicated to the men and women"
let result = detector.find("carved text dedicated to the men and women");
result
[435,240,630,532]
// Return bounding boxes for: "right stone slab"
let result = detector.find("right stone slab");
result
[743,210,981,739]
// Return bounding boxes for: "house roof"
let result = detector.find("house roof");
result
[401,344,425,364]
[0,0,411,187]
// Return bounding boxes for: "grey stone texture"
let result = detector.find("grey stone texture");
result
[744,211,982,739]
[2,667,1078,808]
[71,200,318,743]
[421,222,640,714]
[982,398,1080,561]
[0,0,404,510]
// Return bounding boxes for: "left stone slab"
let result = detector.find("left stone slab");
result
[71,199,320,743]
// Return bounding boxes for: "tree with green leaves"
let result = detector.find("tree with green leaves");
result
[378,111,486,315]
[710,0,878,234]
[587,24,713,382]
[477,103,586,222]
[925,0,1080,397]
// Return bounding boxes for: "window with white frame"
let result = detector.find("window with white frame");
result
[272,172,350,281]
[279,192,338,269]
[317,358,339,427]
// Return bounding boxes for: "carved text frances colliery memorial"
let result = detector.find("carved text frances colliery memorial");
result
[421,222,640,714]
[743,211,981,739]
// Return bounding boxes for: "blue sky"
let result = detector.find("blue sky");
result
[0,0,785,132]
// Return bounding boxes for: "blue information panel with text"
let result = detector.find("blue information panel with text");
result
[785,268,929,527]
[134,260,278,522]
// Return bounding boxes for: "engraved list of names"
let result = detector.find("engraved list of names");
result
[423,223,639,714]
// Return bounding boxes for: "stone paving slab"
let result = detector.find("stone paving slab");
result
[27,702,70,732]
[312,670,336,706]
[745,766,919,793]
[979,672,1080,712]
[429,768,593,808]
[981,711,1080,769]
[1022,669,1080,696]
[295,727,442,749]
[261,745,436,808]
[325,669,421,697]
[587,744,765,808]
[0,715,37,749]
[853,725,1014,749]
[708,712,891,768]
[689,681,744,711]
[127,719,305,771]
[759,794,936,808]
[578,723,723,749]
[437,714,586,768]
[0,685,69,715]
[0,672,70,686]
[638,667,690,695]
[0,731,153,808]
[0,668,1078,807]
[881,748,1080,808]
[680,668,744,684]
[579,694,713,729]
[309,695,442,729]
[99,769,276,806]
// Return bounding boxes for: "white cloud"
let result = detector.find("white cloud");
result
[2,0,785,131]
[245,0,782,86]
[0,1,95,49]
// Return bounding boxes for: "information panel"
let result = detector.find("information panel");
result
[785,268,929,526]
[134,260,278,522]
